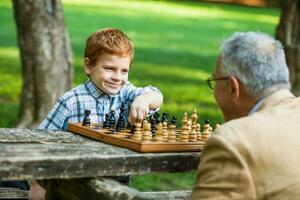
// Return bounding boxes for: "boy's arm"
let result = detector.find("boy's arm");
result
[39,97,70,130]
[129,90,163,124]
[124,82,163,124]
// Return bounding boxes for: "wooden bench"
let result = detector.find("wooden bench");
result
[0,128,200,199]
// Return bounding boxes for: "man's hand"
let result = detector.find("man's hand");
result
[129,95,149,124]
[28,180,46,200]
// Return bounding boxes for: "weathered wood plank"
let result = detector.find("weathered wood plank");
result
[143,190,192,200]
[0,187,28,199]
[0,128,200,181]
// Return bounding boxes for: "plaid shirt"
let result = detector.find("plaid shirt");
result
[39,79,161,130]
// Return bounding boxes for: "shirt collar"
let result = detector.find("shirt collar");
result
[84,79,123,99]
[84,79,106,99]
[248,96,266,115]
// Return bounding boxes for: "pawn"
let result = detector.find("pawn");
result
[168,124,177,142]
[82,109,91,126]
[162,121,168,141]
[179,122,189,142]
[170,116,177,127]
[200,120,211,142]
[189,121,197,142]
[142,120,152,142]
[154,123,164,142]
[161,112,169,123]
[133,122,142,141]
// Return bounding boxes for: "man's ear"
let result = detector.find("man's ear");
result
[84,57,91,75]
[228,76,240,99]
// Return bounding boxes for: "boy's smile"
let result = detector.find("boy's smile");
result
[84,53,131,95]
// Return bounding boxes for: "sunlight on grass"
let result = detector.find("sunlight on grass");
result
[0,47,19,59]
[63,0,278,24]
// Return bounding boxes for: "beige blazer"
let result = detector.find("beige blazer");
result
[191,90,300,200]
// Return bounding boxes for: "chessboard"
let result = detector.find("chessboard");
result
[67,109,216,153]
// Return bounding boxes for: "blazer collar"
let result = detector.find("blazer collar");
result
[258,89,295,112]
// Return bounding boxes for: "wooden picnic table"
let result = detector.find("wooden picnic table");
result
[0,128,201,200]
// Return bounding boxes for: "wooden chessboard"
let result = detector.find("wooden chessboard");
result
[68,123,205,153]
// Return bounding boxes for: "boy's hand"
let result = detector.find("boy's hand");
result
[129,96,149,124]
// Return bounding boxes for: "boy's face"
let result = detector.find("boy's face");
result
[84,53,131,95]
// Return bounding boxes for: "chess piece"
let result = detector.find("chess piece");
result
[108,109,116,131]
[116,103,126,131]
[200,120,211,142]
[170,116,177,127]
[162,121,168,141]
[189,121,197,142]
[103,113,111,129]
[154,123,164,142]
[133,122,142,140]
[161,112,169,123]
[190,108,198,123]
[179,112,189,142]
[150,112,160,137]
[168,124,176,142]
[142,120,152,142]
[82,109,91,126]
[179,121,189,142]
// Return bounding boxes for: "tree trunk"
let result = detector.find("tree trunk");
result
[276,0,300,96]
[12,0,73,128]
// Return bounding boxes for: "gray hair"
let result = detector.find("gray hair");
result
[220,31,290,98]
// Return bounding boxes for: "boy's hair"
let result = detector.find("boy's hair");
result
[84,28,134,66]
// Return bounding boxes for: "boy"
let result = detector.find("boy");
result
[40,28,163,129]
[30,28,163,200]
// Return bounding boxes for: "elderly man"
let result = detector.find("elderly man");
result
[191,32,300,199]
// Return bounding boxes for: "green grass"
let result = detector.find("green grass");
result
[0,0,279,191]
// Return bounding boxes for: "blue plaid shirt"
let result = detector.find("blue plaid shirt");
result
[39,79,161,130]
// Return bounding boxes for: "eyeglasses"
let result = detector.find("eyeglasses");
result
[206,76,229,90]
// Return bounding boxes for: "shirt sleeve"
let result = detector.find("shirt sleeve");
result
[190,133,256,200]
[124,82,162,102]
[123,82,162,113]
[38,97,70,130]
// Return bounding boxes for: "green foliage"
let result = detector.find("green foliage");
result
[0,0,279,191]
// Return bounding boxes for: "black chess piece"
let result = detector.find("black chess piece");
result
[161,112,169,123]
[82,109,91,126]
[103,113,111,129]
[150,112,160,137]
[170,115,177,127]
[204,119,210,124]
[108,109,116,131]
[116,104,126,131]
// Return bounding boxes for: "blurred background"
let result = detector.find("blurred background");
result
[0,0,289,191]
